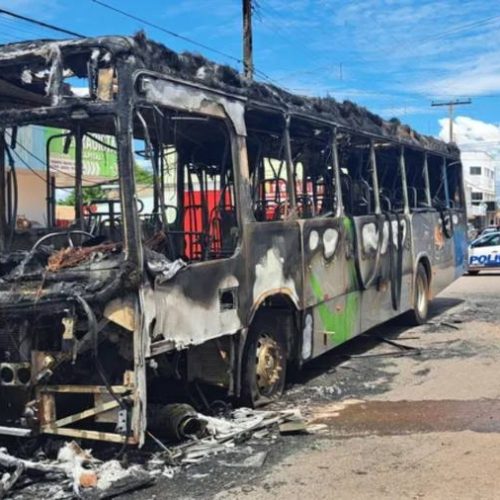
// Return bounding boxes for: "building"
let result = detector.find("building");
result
[3,125,118,227]
[497,164,500,206]
[460,150,496,224]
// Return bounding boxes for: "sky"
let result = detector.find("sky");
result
[1,0,500,148]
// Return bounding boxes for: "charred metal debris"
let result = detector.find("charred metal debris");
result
[0,32,460,447]
[0,33,457,154]
[0,407,304,498]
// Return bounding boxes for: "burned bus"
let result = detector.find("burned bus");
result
[0,35,467,445]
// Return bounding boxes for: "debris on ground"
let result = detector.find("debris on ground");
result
[279,420,308,435]
[166,407,305,465]
[0,407,307,498]
[218,450,268,469]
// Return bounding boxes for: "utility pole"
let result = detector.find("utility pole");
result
[431,98,471,143]
[243,0,253,80]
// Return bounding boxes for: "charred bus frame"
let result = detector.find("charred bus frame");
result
[0,35,467,445]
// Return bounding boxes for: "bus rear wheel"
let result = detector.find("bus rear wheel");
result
[405,263,429,326]
[240,311,287,407]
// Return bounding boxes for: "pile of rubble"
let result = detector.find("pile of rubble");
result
[0,407,311,499]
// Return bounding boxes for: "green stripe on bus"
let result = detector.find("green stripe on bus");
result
[310,274,359,346]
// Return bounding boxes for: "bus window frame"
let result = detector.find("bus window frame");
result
[369,139,382,215]
[399,146,410,215]
[285,116,341,221]
[132,71,248,261]
[283,114,297,214]
[332,127,343,218]
[423,153,432,208]
[441,156,451,209]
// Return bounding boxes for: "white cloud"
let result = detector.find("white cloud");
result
[441,117,500,184]
[440,116,500,147]
[413,51,500,97]
[376,105,435,118]
[266,0,500,100]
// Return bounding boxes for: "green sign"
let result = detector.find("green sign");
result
[45,127,118,178]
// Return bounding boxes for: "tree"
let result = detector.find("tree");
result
[134,163,154,184]
[58,185,106,206]
[57,164,153,206]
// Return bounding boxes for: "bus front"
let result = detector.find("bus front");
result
[0,37,146,444]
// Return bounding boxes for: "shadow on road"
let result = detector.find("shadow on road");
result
[291,297,463,386]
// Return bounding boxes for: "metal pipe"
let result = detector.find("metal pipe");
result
[423,153,432,207]
[115,73,142,271]
[0,132,5,252]
[442,156,450,208]
[74,124,84,230]
[369,140,381,214]
[331,127,343,217]
[399,146,409,215]
[283,115,296,214]
[46,132,71,227]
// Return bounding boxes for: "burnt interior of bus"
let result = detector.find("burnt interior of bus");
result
[0,41,118,108]
[0,41,134,438]
[133,106,238,262]
[246,109,338,220]
[0,114,135,437]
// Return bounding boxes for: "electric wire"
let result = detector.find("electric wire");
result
[0,16,50,39]
[89,0,282,87]
[4,131,112,186]
[0,8,83,38]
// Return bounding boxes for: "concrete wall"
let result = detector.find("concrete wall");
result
[15,169,47,226]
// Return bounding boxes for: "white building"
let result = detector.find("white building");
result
[497,166,500,206]
[460,150,496,219]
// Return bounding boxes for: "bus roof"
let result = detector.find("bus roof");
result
[0,33,459,158]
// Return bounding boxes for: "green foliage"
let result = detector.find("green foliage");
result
[135,163,154,184]
[58,185,106,206]
[57,164,153,206]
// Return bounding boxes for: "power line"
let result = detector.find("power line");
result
[422,14,500,45]
[0,8,83,38]
[4,131,102,185]
[89,0,282,87]
[0,16,49,39]
[91,0,242,64]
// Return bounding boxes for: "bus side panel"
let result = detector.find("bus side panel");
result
[301,217,361,358]
[451,210,468,279]
[302,213,417,361]
[148,221,303,351]
[242,220,303,321]
[361,216,414,332]
[427,211,456,297]
[355,214,414,333]
[151,256,244,348]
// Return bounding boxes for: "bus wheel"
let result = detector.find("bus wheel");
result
[468,270,480,275]
[241,311,287,407]
[406,263,429,326]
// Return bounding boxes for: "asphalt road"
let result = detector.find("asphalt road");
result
[119,271,500,500]
[214,271,500,500]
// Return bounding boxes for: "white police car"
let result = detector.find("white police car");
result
[468,231,500,275]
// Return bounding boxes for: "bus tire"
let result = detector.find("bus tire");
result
[240,311,287,407]
[468,270,480,275]
[405,263,429,326]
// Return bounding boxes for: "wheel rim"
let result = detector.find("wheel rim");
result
[255,334,283,396]
[416,274,427,317]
